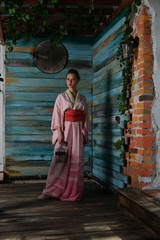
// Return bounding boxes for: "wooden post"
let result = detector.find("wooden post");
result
[0,42,5,181]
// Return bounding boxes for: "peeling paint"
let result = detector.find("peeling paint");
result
[5,77,19,86]
[144,0,160,188]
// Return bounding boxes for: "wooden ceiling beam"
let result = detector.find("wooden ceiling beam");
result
[106,0,134,24]
[1,0,128,39]
[58,0,122,7]
[23,0,122,7]
[94,0,134,37]
[0,8,114,17]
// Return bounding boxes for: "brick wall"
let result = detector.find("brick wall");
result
[124,4,155,189]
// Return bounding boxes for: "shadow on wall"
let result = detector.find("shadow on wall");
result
[93,69,114,188]
[104,70,113,187]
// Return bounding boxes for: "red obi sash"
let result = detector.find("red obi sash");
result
[64,109,83,122]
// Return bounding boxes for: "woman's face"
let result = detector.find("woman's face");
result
[66,73,79,90]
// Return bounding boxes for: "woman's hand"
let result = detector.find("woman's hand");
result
[57,127,64,144]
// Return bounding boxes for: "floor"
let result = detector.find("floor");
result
[0,180,158,240]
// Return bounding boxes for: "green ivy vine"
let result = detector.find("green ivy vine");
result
[114,0,141,160]
[0,0,99,51]
[117,1,141,115]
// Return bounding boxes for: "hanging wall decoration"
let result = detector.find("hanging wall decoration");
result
[33,40,68,74]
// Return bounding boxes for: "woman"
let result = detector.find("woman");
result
[38,69,90,201]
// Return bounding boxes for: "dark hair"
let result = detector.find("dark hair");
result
[66,69,80,81]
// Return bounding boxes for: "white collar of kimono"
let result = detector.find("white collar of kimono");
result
[65,89,80,110]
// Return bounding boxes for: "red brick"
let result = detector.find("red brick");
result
[138,163,155,169]
[139,5,148,16]
[138,14,150,23]
[144,102,152,108]
[138,136,155,148]
[142,34,152,40]
[129,123,138,129]
[139,116,151,122]
[130,148,138,153]
[139,49,152,56]
[139,82,152,88]
[124,166,131,176]
[130,141,136,148]
[125,4,155,190]
[137,102,144,108]
[138,122,151,128]
[139,95,153,101]
[138,55,153,63]
[137,76,153,82]
[139,68,153,76]
[136,62,152,71]
[134,109,144,115]
[137,22,151,32]
[134,168,153,176]
[138,149,154,155]
[139,40,152,49]
[130,161,138,167]
[137,129,153,135]
[131,129,136,135]
[130,97,134,104]
[131,103,136,109]
[131,174,138,181]
[139,30,152,38]
[132,116,138,123]
[131,79,137,84]
[143,156,152,162]
[130,154,136,160]
[142,41,152,48]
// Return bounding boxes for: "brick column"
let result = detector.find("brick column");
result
[124,4,155,189]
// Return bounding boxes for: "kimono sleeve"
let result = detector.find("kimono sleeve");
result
[82,96,91,136]
[51,95,62,131]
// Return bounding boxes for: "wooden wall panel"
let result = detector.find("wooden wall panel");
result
[92,11,127,189]
[5,36,92,178]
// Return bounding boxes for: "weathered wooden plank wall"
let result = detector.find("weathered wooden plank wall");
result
[5,36,92,178]
[92,11,127,189]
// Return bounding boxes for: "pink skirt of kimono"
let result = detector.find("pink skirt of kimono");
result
[42,110,84,201]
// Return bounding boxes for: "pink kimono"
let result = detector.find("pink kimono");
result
[42,90,90,201]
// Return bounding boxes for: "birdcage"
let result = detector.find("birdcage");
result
[55,143,68,163]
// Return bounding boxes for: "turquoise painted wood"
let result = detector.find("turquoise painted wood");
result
[5,12,127,190]
[5,36,93,178]
[92,11,127,189]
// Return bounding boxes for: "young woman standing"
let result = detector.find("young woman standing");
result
[38,69,90,201]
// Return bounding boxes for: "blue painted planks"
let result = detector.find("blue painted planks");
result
[6,91,92,100]
[5,36,93,178]
[6,77,91,88]
[11,35,92,48]
[6,67,93,76]
[93,32,123,67]
[93,10,125,48]
[92,11,125,189]
[93,163,127,183]
[93,169,124,189]
[6,71,93,80]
